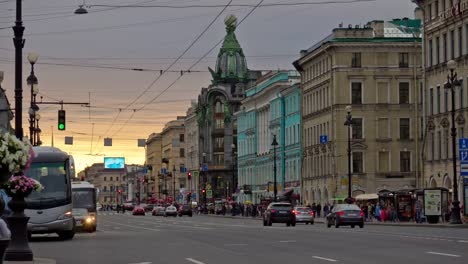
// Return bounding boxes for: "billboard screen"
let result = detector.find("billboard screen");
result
[104,157,125,169]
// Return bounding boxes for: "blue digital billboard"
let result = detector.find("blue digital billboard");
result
[104,157,125,169]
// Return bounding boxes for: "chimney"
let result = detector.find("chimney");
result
[368,20,385,37]
[414,7,423,21]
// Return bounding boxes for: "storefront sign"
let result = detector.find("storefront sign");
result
[424,189,442,216]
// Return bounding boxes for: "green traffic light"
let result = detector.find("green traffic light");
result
[58,123,65,130]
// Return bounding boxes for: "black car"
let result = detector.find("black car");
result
[178,205,193,217]
[263,202,295,227]
[326,204,364,228]
[144,204,154,212]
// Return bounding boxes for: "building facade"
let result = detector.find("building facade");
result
[413,0,468,204]
[184,100,200,202]
[0,72,13,134]
[196,15,260,201]
[81,163,127,204]
[236,71,302,204]
[294,18,422,205]
[146,133,162,199]
[160,117,186,202]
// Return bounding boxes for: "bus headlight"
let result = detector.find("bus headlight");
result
[57,211,72,220]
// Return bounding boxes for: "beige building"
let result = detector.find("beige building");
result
[81,163,126,204]
[146,133,162,198]
[184,101,200,201]
[161,117,186,201]
[414,1,468,201]
[294,18,422,205]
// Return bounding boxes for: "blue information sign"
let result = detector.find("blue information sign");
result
[202,165,208,172]
[459,138,468,176]
[320,135,328,144]
[180,167,187,173]
[161,168,167,174]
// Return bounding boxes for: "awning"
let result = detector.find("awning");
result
[355,193,378,200]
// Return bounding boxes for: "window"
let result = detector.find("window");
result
[450,30,455,59]
[436,36,440,65]
[352,152,363,173]
[400,118,410,140]
[444,89,448,112]
[214,137,224,149]
[179,134,185,142]
[399,52,409,68]
[378,152,389,172]
[103,186,107,192]
[214,154,224,165]
[180,148,185,158]
[443,33,447,62]
[428,2,432,20]
[215,101,224,113]
[438,131,442,160]
[460,79,464,109]
[215,119,224,129]
[466,25,468,55]
[110,177,113,181]
[430,132,435,161]
[430,88,434,115]
[399,82,410,104]
[351,52,361,67]
[116,177,119,182]
[435,1,439,16]
[429,39,433,66]
[400,151,411,172]
[104,176,107,181]
[378,118,389,139]
[352,118,363,139]
[458,27,463,57]
[351,82,362,104]
[437,86,441,113]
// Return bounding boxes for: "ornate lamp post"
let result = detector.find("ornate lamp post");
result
[27,52,39,146]
[272,135,279,201]
[444,60,463,224]
[231,143,237,198]
[344,105,353,204]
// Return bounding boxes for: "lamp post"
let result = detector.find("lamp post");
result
[231,143,237,198]
[272,135,279,201]
[202,152,207,207]
[27,52,39,146]
[344,105,353,204]
[13,0,25,140]
[35,113,41,146]
[173,165,176,203]
[444,60,463,224]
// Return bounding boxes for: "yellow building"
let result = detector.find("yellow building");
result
[294,17,422,205]
[145,133,162,199]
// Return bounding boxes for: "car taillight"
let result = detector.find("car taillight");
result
[360,211,365,216]
[308,211,314,216]
[337,211,344,216]
[293,210,300,215]
[271,209,276,213]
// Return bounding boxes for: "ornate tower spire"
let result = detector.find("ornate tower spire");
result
[209,15,249,85]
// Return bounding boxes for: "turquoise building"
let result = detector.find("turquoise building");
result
[236,71,302,204]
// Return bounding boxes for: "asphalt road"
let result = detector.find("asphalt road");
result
[29,212,468,264]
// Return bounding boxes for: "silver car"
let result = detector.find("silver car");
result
[294,207,315,225]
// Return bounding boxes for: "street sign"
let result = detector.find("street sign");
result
[161,168,167,174]
[319,135,328,144]
[180,167,187,173]
[206,190,213,199]
[192,171,199,178]
[460,138,468,176]
[202,165,208,172]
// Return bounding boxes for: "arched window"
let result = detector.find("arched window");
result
[215,101,224,113]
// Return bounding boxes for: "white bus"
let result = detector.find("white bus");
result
[24,147,75,240]
[71,181,97,232]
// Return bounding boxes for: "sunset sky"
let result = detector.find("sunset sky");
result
[0,0,416,173]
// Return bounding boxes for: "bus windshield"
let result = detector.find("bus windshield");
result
[72,188,96,210]
[24,162,70,207]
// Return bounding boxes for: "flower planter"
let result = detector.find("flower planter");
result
[0,239,10,264]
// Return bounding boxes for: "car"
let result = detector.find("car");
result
[326,204,364,228]
[132,206,145,216]
[73,208,96,232]
[165,205,177,217]
[263,202,295,227]
[152,206,166,216]
[178,205,193,217]
[145,204,154,212]
[293,206,314,225]
[124,203,134,211]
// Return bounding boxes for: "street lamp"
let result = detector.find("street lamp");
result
[202,152,207,207]
[344,105,353,204]
[231,143,237,197]
[74,1,88,14]
[35,113,42,146]
[27,52,39,146]
[444,60,463,224]
[272,135,279,201]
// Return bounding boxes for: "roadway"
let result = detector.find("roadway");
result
[29,212,468,264]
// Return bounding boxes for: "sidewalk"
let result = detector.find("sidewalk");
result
[202,214,468,228]
[4,258,56,264]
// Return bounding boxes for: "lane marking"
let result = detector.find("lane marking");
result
[426,252,461,258]
[101,220,160,232]
[224,243,248,246]
[458,240,468,243]
[312,256,337,262]
[279,240,296,243]
[186,258,206,264]
[128,262,152,264]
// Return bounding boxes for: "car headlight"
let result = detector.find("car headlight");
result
[57,211,72,220]
[85,217,94,224]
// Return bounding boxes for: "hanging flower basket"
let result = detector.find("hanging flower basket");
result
[0,133,33,183]
[1,175,43,198]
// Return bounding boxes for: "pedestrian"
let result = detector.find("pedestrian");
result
[323,203,329,217]
[311,203,317,218]
[415,200,422,223]
[316,203,322,218]
[0,189,11,219]
[0,198,11,239]
[375,204,381,222]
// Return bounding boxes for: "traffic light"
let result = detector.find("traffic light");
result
[186,192,191,202]
[202,189,206,195]
[58,110,66,130]
[187,172,192,180]
[118,189,122,194]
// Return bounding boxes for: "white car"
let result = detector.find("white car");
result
[165,206,177,217]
